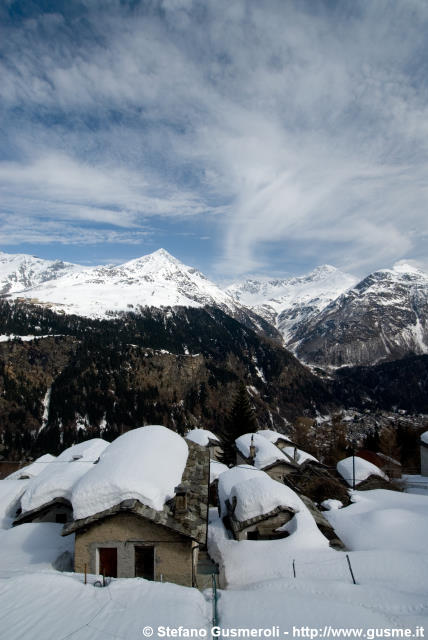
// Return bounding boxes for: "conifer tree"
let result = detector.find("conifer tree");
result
[219,381,258,466]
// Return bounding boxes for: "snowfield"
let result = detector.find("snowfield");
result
[0,473,427,637]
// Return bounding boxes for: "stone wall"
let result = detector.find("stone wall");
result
[74,512,197,586]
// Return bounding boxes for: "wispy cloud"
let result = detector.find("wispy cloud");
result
[1,1,428,276]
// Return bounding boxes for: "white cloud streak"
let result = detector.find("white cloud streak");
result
[1,0,428,275]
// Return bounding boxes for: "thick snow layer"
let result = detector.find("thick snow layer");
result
[185,427,219,447]
[217,465,266,517]
[208,493,331,586]
[209,460,228,483]
[0,572,209,640]
[235,433,291,469]
[421,430,428,445]
[0,480,29,528]
[326,489,428,553]
[72,426,188,519]
[283,445,319,465]
[230,476,301,522]
[5,454,56,480]
[0,523,74,575]
[21,439,109,514]
[337,456,388,486]
[257,429,292,444]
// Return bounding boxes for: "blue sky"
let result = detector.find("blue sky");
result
[1,0,428,282]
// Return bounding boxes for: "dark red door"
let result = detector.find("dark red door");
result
[99,547,117,578]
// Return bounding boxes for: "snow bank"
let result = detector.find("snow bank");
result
[0,480,29,528]
[210,460,228,483]
[421,431,428,445]
[337,456,388,486]
[21,439,109,514]
[230,475,300,522]
[326,489,428,552]
[185,427,219,447]
[71,425,188,519]
[6,454,56,480]
[235,433,291,469]
[217,465,266,517]
[0,523,74,575]
[0,571,209,640]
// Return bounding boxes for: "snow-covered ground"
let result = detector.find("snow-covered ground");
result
[0,477,427,637]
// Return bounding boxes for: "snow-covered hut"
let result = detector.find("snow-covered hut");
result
[421,432,428,476]
[226,475,300,541]
[257,429,296,450]
[185,428,223,461]
[337,456,389,489]
[235,433,298,482]
[14,440,109,525]
[63,426,210,587]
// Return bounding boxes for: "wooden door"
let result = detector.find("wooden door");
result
[99,547,117,578]
[135,546,155,580]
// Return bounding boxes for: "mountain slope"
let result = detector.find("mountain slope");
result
[292,263,428,366]
[227,265,357,342]
[1,249,278,338]
[0,251,84,295]
[0,299,334,458]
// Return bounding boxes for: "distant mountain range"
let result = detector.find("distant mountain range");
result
[1,249,428,367]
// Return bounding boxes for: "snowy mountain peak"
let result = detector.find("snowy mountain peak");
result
[1,248,240,320]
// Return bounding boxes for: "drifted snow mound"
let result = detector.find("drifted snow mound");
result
[185,428,219,447]
[325,489,428,552]
[230,476,300,522]
[337,456,388,487]
[5,454,56,480]
[21,439,109,515]
[71,425,189,519]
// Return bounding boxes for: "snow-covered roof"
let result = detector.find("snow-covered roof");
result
[230,476,300,522]
[337,456,388,487]
[235,433,293,470]
[185,428,219,447]
[282,446,319,465]
[257,429,292,444]
[20,439,109,515]
[5,454,56,480]
[71,426,189,520]
[217,465,266,517]
[421,431,428,445]
[210,460,228,484]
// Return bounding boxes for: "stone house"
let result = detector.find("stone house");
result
[357,449,402,479]
[235,433,298,483]
[13,440,109,527]
[421,432,428,476]
[222,474,299,541]
[62,432,210,587]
